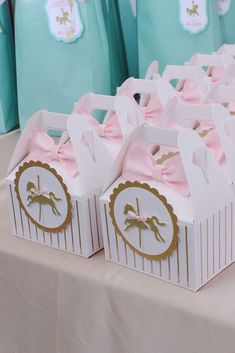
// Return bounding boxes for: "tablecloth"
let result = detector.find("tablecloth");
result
[0,132,235,353]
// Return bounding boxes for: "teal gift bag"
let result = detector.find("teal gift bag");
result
[118,0,138,77]
[15,0,123,129]
[137,0,222,76]
[103,0,128,93]
[0,0,18,133]
[218,0,235,43]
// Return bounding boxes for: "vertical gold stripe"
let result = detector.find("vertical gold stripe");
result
[9,185,17,234]
[142,256,145,271]
[133,250,136,268]
[219,210,221,270]
[168,256,171,281]
[70,220,75,253]
[88,199,94,252]
[176,242,180,284]
[159,260,162,277]
[57,232,60,248]
[76,201,82,255]
[104,204,111,259]
[124,243,128,265]
[185,226,189,287]
[200,223,203,285]
[27,218,32,240]
[42,230,45,244]
[150,260,153,274]
[225,206,227,265]
[206,219,209,279]
[35,225,39,242]
[213,214,215,274]
[115,230,120,262]
[64,230,67,251]
[19,207,25,238]
[94,195,101,248]
[50,232,53,246]
[231,202,233,262]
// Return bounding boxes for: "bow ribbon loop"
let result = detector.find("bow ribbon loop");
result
[122,140,190,197]
[25,129,78,177]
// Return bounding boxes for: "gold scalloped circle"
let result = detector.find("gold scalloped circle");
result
[14,161,72,233]
[109,181,179,260]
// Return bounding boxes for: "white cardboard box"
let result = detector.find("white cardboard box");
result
[99,123,235,291]
[6,110,112,257]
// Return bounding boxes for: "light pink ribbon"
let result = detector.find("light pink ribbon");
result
[197,122,225,164]
[76,108,123,144]
[122,140,190,197]
[25,129,79,177]
[210,67,224,84]
[179,79,201,104]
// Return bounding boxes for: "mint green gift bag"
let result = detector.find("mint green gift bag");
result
[15,0,123,129]
[0,0,18,133]
[137,0,222,76]
[218,0,235,43]
[118,0,138,77]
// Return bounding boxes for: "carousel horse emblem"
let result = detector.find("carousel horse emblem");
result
[124,199,166,248]
[186,1,199,16]
[26,176,62,222]
[56,8,71,25]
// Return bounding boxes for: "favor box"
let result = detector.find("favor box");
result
[99,124,235,291]
[6,110,112,257]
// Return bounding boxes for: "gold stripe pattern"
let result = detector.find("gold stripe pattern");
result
[176,242,180,284]
[213,214,215,274]
[9,185,18,234]
[50,232,53,246]
[115,230,120,262]
[76,201,82,255]
[231,202,233,262]
[159,260,162,277]
[225,206,227,265]
[142,256,145,271]
[27,218,32,240]
[70,220,75,253]
[219,210,221,270]
[200,223,203,285]
[19,207,25,238]
[57,232,60,248]
[42,230,46,244]
[133,250,136,268]
[64,230,67,250]
[150,260,153,274]
[185,226,189,287]
[88,199,94,252]
[104,204,111,259]
[168,256,171,281]
[206,219,209,279]
[35,225,39,242]
[94,195,101,248]
[124,243,128,265]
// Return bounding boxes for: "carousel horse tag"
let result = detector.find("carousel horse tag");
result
[45,0,84,43]
[179,0,209,34]
[217,0,231,15]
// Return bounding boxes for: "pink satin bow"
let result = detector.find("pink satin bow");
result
[210,67,224,84]
[25,129,78,177]
[197,122,225,164]
[179,79,201,104]
[122,140,190,196]
[77,109,123,144]
[139,95,162,125]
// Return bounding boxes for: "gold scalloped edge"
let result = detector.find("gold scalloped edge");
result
[14,160,72,233]
[109,181,179,261]
[156,151,180,165]
[198,127,214,138]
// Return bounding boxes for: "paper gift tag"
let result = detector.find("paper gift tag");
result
[109,181,179,260]
[15,161,72,232]
[46,0,84,43]
[179,0,208,34]
[217,0,231,15]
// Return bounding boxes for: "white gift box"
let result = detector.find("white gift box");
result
[99,123,235,291]
[218,44,235,58]
[186,52,235,85]
[162,64,212,104]
[6,110,112,257]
